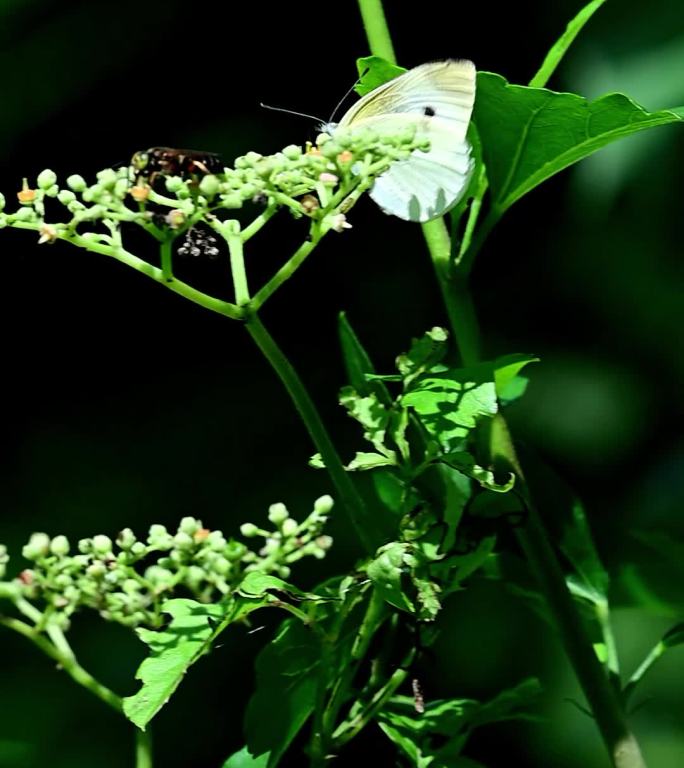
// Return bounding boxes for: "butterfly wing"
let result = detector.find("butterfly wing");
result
[337,60,476,222]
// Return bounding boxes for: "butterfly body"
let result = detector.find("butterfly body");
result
[328,60,476,222]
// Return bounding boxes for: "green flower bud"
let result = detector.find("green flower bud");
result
[116,528,136,550]
[277,565,291,579]
[164,176,184,193]
[148,524,173,549]
[0,192,5,211]
[0,217,6,229]
[66,174,87,192]
[92,535,112,555]
[54,573,72,589]
[206,530,227,551]
[281,518,298,538]
[86,562,107,579]
[14,207,36,222]
[199,174,220,198]
[225,540,247,561]
[173,531,194,550]
[178,517,201,536]
[313,495,334,515]
[49,535,70,557]
[315,535,333,551]
[45,185,60,198]
[145,565,174,588]
[37,169,57,190]
[260,538,279,556]
[211,556,230,576]
[240,523,259,538]
[96,168,118,188]
[130,541,147,557]
[268,503,289,525]
[221,193,242,209]
[122,579,141,595]
[282,145,302,160]
[22,533,50,561]
[185,565,206,591]
[57,189,76,205]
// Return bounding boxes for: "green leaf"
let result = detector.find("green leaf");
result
[237,572,329,602]
[346,451,397,471]
[493,354,538,399]
[437,464,472,551]
[442,452,515,493]
[339,386,392,455]
[245,618,322,766]
[123,597,260,730]
[355,55,407,96]
[338,312,391,404]
[402,374,497,451]
[474,72,684,214]
[223,746,270,768]
[560,501,609,600]
[396,327,449,384]
[529,0,607,88]
[367,542,415,613]
[467,677,542,728]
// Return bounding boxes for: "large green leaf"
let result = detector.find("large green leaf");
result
[123,598,253,730]
[244,618,323,767]
[223,746,270,768]
[474,72,684,213]
[123,573,320,730]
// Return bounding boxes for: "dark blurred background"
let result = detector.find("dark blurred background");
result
[0,1,682,766]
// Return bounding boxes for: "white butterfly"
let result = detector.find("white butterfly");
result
[324,60,476,222]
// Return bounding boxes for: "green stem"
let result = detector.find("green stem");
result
[422,218,481,365]
[356,0,396,63]
[160,237,173,282]
[623,641,665,704]
[0,616,122,713]
[241,203,279,242]
[596,599,620,679]
[490,415,646,768]
[251,229,321,311]
[224,220,250,305]
[136,728,153,768]
[332,661,410,748]
[358,3,647,767]
[244,313,374,553]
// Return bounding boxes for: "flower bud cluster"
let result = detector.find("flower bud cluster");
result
[0,127,427,241]
[0,496,333,630]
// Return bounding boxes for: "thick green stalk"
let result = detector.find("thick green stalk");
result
[244,313,374,553]
[136,729,153,768]
[422,218,481,365]
[357,0,395,63]
[356,2,647,767]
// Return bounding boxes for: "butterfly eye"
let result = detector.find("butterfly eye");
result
[423,106,436,117]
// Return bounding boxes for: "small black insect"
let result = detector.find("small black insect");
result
[130,146,223,186]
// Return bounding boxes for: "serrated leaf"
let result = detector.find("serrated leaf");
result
[396,327,449,383]
[355,55,407,96]
[339,386,391,455]
[402,376,497,450]
[347,451,397,471]
[237,572,329,602]
[222,746,270,768]
[245,618,323,767]
[474,72,684,214]
[123,597,260,730]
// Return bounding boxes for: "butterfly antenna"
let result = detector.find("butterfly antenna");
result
[259,103,323,123]
[326,67,369,124]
